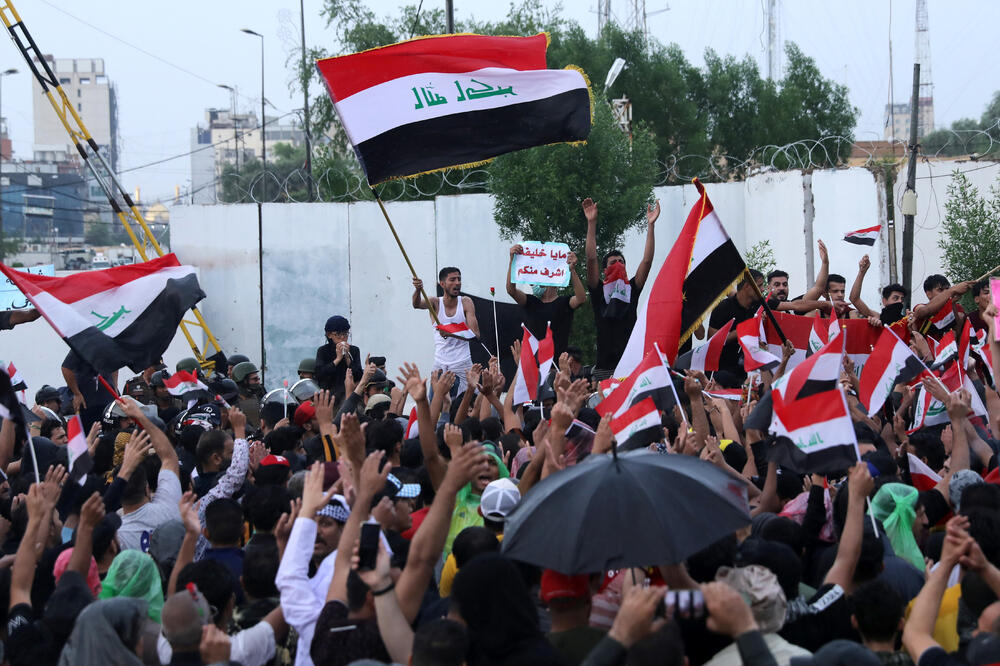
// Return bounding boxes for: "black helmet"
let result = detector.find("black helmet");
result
[34,385,61,406]
[208,378,239,404]
[101,395,140,430]
[228,354,250,369]
[150,370,169,389]
[186,403,222,428]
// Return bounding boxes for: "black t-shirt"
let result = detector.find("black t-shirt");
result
[523,295,575,361]
[311,600,390,666]
[709,296,758,380]
[916,647,966,666]
[61,351,114,409]
[589,278,642,371]
[779,583,858,652]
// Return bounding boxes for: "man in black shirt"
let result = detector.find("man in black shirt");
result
[505,244,587,362]
[708,269,764,388]
[583,197,658,378]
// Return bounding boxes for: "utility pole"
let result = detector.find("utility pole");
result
[299,0,314,201]
[901,63,920,302]
[445,0,454,32]
[766,0,779,80]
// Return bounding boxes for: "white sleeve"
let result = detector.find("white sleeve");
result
[156,632,172,665]
[151,469,182,516]
[230,621,276,666]
[276,517,324,632]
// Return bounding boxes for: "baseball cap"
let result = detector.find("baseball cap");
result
[365,393,391,413]
[540,569,591,603]
[293,401,316,427]
[325,315,350,333]
[383,473,421,500]
[260,454,290,468]
[480,478,521,521]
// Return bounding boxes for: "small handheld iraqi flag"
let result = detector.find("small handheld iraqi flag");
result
[66,415,93,485]
[163,370,209,397]
[436,322,477,340]
[843,225,880,246]
[0,254,204,375]
[675,318,733,373]
[316,33,592,185]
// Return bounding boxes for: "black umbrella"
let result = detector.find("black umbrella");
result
[501,450,751,574]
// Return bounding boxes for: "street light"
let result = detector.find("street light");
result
[240,28,266,182]
[0,67,18,262]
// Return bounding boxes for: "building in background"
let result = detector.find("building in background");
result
[189,108,305,203]
[884,99,935,143]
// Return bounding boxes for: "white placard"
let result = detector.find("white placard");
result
[510,242,571,287]
[0,264,53,310]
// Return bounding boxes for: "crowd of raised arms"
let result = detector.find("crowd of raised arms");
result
[0,196,999,666]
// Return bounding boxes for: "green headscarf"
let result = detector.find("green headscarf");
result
[99,550,164,623]
[870,483,923,571]
[445,450,510,556]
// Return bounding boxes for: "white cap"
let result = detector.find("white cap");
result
[480,478,521,521]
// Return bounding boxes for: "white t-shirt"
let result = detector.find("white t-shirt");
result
[118,468,182,551]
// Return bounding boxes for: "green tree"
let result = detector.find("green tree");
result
[745,240,776,275]
[938,171,1000,299]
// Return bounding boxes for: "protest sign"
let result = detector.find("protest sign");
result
[0,264,53,310]
[992,277,1000,333]
[510,242,571,287]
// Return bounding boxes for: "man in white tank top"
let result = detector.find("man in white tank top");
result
[411,266,480,395]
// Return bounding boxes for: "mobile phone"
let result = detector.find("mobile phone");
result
[664,589,705,619]
[358,523,380,572]
[369,356,386,368]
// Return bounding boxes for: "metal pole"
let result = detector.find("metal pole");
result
[445,0,454,32]
[299,0,314,201]
[0,69,14,262]
[260,36,266,196]
[902,63,920,303]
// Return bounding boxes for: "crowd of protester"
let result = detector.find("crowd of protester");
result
[0,198,999,666]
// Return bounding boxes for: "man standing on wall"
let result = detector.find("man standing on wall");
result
[412,267,481,395]
[583,197,657,380]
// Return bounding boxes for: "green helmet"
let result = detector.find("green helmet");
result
[232,361,259,384]
[298,358,316,374]
[176,357,200,373]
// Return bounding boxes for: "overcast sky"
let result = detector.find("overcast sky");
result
[2,0,998,203]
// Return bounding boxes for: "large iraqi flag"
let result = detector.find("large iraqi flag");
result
[316,33,592,185]
[614,179,745,375]
[0,254,204,375]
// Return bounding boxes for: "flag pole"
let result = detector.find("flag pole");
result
[656,343,689,429]
[25,428,40,484]
[370,187,441,327]
[490,287,500,359]
[746,269,788,344]
[974,263,1000,283]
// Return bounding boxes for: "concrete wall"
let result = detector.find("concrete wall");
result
[16,161,986,398]
[164,165,899,389]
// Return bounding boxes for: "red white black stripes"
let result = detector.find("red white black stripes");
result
[316,33,591,185]
[163,370,209,397]
[610,397,662,451]
[0,254,204,374]
[843,225,880,246]
[857,328,927,416]
[675,318,733,373]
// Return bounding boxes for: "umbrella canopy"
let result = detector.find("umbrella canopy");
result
[502,450,750,574]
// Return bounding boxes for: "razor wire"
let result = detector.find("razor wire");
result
[209,127,1000,205]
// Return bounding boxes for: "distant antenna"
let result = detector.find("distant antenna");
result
[766,0,781,80]
[914,0,934,137]
[598,0,667,43]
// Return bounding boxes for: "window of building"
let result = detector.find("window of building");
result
[96,75,107,84]
[77,89,81,98]
[59,77,71,85]
[79,77,90,84]
[77,103,81,111]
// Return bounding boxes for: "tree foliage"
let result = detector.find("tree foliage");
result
[938,171,1000,290]
[923,90,1000,158]
[219,143,311,203]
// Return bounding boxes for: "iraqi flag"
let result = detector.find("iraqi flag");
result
[769,387,859,475]
[0,254,204,375]
[857,327,927,416]
[905,452,941,492]
[437,322,477,340]
[610,397,662,451]
[843,225,880,246]
[597,346,676,420]
[705,388,743,401]
[511,325,541,404]
[316,33,591,185]
[163,370,208,397]
[737,314,781,372]
[535,322,555,383]
[602,263,632,319]
[925,299,956,333]
[65,415,93,484]
[777,326,844,404]
[675,318,733,373]
[614,179,745,375]
[3,361,26,392]
[405,407,419,439]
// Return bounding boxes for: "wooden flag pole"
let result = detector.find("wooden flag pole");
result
[745,268,788,344]
[974,263,1000,283]
[371,188,441,327]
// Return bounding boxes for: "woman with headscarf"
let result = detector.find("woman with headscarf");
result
[445,450,509,556]
[100,549,165,622]
[451,553,563,666]
[870,482,928,571]
[58,597,147,665]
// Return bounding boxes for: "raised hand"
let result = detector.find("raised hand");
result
[434,370,456,396]
[443,423,464,456]
[396,362,427,402]
[178,491,201,535]
[443,441,489,492]
[78,492,105,532]
[40,464,67,509]
[593,414,614,454]
[228,406,247,437]
[817,239,828,265]
[300,462,338,520]
[859,254,870,273]
[646,199,660,225]
[359,450,391,501]
[121,429,150,478]
[581,198,598,224]
[314,389,334,424]
[274,498,301,552]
